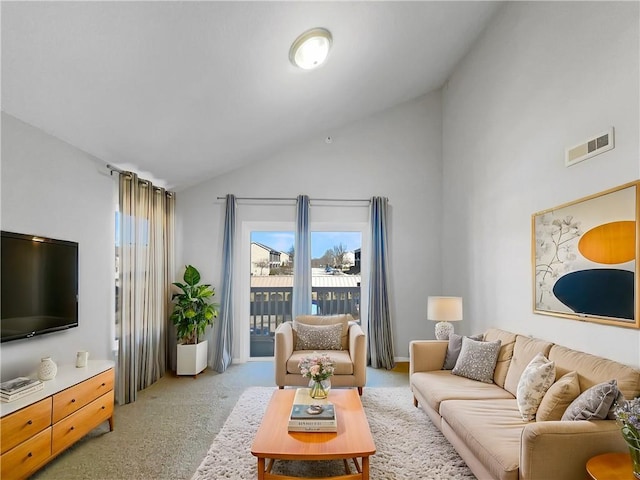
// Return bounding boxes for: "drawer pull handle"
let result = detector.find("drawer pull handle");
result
[27,420,33,425]
[71,399,76,403]
[70,426,75,431]
[101,383,106,386]
[101,406,106,410]
[27,452,33,458]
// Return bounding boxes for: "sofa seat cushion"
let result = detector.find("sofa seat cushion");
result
[287,350,354,375]
[411,370,514,414]
[440,398,525,480]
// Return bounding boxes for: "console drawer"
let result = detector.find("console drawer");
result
[52,390,114,455]
[0,398,52,454]
[0,427,51,480]
[52,369,114,423]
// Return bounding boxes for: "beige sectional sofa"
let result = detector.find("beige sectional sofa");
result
[409,328,640,480]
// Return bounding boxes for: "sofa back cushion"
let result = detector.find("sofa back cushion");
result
[295,314,352,350]
[483,328,517,388]
[549,344,640,399]
[504,335,554,396]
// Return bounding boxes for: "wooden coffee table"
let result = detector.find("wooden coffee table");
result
[251,388,376,480]
[586,452,636,480]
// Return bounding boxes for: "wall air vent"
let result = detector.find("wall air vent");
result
[565,127,614,167]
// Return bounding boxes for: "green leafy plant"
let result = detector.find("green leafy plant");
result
[170,265,219,344]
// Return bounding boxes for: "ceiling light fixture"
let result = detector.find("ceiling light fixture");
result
[289,28,332,70]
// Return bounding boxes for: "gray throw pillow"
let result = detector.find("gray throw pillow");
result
[607,390,626,420]
[294,322,343,350]
[452,337,502,383]
[443,333,484,370]
[561,379,619,421]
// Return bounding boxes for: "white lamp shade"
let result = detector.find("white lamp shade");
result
[427,296,463,322]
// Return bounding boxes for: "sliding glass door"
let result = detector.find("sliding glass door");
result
[248,230,362,358]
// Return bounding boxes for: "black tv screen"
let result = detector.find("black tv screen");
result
[1,231,79,342]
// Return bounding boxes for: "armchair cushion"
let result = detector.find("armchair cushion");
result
[287,350,354,375]
[294,322,343,350]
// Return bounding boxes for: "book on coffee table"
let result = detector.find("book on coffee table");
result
[290,403,335,420]
[288,391,337,432]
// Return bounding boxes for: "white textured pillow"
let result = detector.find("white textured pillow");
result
[516,352,556,421]
[443,333,484,370]
[294,322,343,350]
[452,337,501,383]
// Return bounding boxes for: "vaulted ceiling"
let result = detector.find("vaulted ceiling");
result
[2,1,501,190]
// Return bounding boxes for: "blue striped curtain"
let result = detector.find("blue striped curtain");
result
[212,194,235,372]
[368,196,395,369]
[292,195,312,319]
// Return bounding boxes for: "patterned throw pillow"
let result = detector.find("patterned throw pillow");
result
[516,352,556,421]
[536,371,581,422]
[443,333,484,370]
[294,322,343,351]
[607,390,626,420]
[452,337,502,383]
[561,379,619,421]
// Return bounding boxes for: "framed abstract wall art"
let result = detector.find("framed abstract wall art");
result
[532,180,640,329]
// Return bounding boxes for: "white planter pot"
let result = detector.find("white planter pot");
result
[176,340,208,376]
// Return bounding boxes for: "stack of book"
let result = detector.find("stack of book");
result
[0,377,44,403]
[288,402,337,432]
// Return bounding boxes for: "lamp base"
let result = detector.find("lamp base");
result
[435,321,455,340]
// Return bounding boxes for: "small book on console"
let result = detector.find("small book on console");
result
[0,377,42,395]
[0,380,44,402]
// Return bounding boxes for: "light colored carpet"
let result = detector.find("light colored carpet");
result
[192,386,476,480]
[31,363,410,480]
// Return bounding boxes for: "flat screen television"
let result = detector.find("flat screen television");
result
[1,231,79,343]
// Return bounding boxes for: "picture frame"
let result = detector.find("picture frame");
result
[532,180,640,329]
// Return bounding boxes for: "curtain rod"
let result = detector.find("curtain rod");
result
[107,164,125,175]
[215,196,371,202]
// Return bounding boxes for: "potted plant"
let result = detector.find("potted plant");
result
[171,265,219,377]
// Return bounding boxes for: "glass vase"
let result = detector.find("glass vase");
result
[629,444,640,479]
[309,378,331,399]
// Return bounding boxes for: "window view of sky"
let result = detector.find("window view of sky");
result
[251,231,361,258]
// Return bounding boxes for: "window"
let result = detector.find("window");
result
[248,230,362,358]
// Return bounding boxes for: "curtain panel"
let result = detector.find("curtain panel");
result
[117,172,175,404]
[212,194,235,372]
[368,196,395,369]
[292,195,312,319]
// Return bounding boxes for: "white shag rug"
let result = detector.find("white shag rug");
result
[192,386,476,480]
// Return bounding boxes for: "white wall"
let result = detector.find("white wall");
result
[442,2,640,366]
[177,91,443,361]
[1,113,116,379]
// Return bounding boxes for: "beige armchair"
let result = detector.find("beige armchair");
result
[274,314,367,395]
